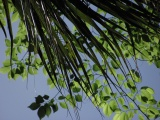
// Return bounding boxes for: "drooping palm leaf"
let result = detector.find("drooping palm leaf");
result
[1,0,160,119]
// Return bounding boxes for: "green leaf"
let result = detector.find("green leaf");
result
[139,105,147,114]
[75,95,82,102]
[5,39,11,47]
[0,66,11,74]
[155,60,160,68]
[44,104,51,117]
[103,96,110,101]
[58,96,66,100]
[109,100,118,111]
[36,95,44,104]
[118,97,124,105]
[43,67,48,76]
[43,95,49,100]
[138,114,144,120]
[111,60,120,69]
[87,69,92,75]
[28,67,38,75]
[11,11,19,22]
[28,102,40,110]
[59,102,68,109]
[117,74,125,81]
[104,86,111,95]
[120,112,129,120]
[157,101,160,108]
[51,104,58,113]
[141,86,154,94]
[93,64,99,71]
[3,59,10,67]
[72,87,81,93]
[129,102,134,109]
[37,106,46,120]
[122,105,128,110]
[113,112,121,120]
[92,83,98,93]
[103,103,113,117]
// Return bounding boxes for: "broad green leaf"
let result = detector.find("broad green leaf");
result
[141,89,152,100]
[122,105,128,110]
[104,86,111,95]
[103,103,113,117]
[37,106,46,120]
[111,60,120,69]
[28,102,40,110]
[109,100,118,111]
[11,11,19,22]
[147,99,157,105]
[92,83,98,92]
[117,74,125,81]
[138,114,144,120]
[148,106,159,115]
[120,112,129,120]
[22,69,27,79]
[75,94,82,102]
[3,59,10,67]
[141,86,154,94]
[44,104,51,117]
[51,104,58,113]
[58,79,66,88]
[93,64,99,71]
[28,67,38,75]
[146,87,154,94]
[47,78,52,85]
[118,97,124,105]
[113,112,121,120]
[128,111,134,119]
[58,96,66,100]
[72,87,81,93]
[129,102,134,109]
[87,69,92,75]
[5,39,11,47]
[0,66,11,74]
[59,102,68,109]
[102,96,110,101]
[157,101,160,108]
[139,105,147,114]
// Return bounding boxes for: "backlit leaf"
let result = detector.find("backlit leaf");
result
[0,66,11,74]
[138,114,144,120]
[60,102,68,109]
[103,103,113,117]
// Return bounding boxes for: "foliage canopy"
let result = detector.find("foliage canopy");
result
[0,0,160,120]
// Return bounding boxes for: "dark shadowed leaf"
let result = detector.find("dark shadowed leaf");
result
[43,95,49,100]
[75,95,82,102]
[44,104,51,117]
[28,102,40,110]
[37,106,46,120]
[36,95,44,104]
[51,104,58,113]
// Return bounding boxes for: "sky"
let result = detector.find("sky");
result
[0,20,160,120]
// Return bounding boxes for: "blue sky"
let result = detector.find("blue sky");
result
[0,21,160,120]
